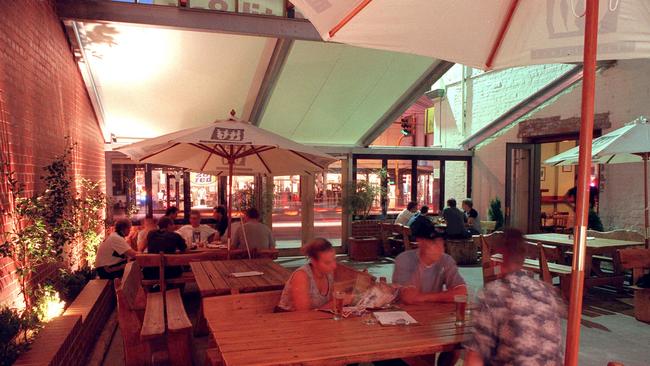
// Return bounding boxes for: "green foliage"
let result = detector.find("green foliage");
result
[73,179,106,267]
[0,307,25,366]
[40,140,76,259]
[342,168,387,219]
[49,268,95,304]
[488,197,505,230]
[588,209,604,232]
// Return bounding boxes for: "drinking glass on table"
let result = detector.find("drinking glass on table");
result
[333,291,345,320]
[454,295,467,326]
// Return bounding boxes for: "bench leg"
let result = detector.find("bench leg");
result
[559,276,571,301]
[167,330,192,366]
[195,301,209,337]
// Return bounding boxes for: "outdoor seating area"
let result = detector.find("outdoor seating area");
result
[2,1,650,366]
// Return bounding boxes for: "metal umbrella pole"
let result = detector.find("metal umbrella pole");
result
[564,0,599,365]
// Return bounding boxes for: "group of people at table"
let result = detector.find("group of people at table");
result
[94,205,275,280]
[395,198,482,239]
[95,202,564,365]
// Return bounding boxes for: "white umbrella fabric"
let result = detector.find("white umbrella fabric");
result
[545,116,650,247]
[117,111,337,248]
[291,0,650,70]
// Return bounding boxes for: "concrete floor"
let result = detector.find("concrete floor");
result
[100,256,650,366]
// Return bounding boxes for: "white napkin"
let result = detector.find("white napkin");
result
[230,271,264,278]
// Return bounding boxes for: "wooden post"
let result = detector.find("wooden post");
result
[565,1,599,365]
[341,156,352,249]
[301,174,315,246]
[144,164,153,218]
[263,175,274,227]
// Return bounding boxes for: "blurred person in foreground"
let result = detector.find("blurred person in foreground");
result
[464,228,565,366]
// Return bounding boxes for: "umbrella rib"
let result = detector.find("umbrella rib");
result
[139,142,181,162]
[329,0,373,38]
[238,146,275,159]
[290,150,325,170]
[199,143,218,172]
[485,0,520,69]
[254,149,272,175]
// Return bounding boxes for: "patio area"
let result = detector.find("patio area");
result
[2,1,650,366]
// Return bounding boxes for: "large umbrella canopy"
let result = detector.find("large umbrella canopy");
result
[545,116,650,166]
[116,113,337,175]
[291,0,650,70]
[545,116,650,248]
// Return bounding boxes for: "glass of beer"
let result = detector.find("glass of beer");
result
[454,295,467,326]
[333,291,345,320]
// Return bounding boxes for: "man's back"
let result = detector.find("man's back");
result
[443,207,465,235]
[146,230,187,254]
[466,270,564,365]
[233,221,275,251]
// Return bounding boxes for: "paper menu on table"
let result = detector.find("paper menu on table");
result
[230,271,264,278]
[373,311,418,325]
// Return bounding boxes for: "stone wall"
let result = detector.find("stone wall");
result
[0,0,105,307]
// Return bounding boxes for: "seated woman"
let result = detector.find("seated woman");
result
[277,238,339,312]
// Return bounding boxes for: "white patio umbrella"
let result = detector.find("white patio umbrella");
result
[117,111,337,249]
[291,0,650,70]
[545,116,650,248]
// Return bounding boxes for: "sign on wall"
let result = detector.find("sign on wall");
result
[425,107,435,134]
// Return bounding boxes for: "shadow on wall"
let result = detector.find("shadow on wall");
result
[81,24,119,59]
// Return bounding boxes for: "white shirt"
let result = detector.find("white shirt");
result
[176,224,217,245]
[395,209,416,226]
[95,232,132,268]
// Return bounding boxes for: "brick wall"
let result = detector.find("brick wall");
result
[0,0,105,307]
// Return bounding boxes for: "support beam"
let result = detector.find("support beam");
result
[300,174,315,246]
[358,60,454,147]
[248,38,294,125]
[56,0,322,41]
[340,155,352,249]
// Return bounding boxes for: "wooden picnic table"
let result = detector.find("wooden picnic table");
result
[190,258,291,297]
[204,302,471,366]
[524,233,644,288]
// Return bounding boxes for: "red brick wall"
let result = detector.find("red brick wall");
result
[0,0,105,307]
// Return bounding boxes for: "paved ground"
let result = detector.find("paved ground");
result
[101,256,650,366]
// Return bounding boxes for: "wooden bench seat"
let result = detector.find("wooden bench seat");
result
[165,288,192,366]
[13,315,82,366]
[618,248,650,322]
[140,292,165,341]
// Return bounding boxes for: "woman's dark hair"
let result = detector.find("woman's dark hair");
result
[115,219,132,236]
[303,238,334,259]
[214,205,227,217]
[165,206,179,216]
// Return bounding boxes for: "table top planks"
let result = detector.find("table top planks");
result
[204,303,471,366]
[524,233,644,251]
[190,259,291,297]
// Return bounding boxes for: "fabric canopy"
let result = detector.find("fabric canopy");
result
[545,116,650,166]
[116,114,337,175]
[291,0,650,70]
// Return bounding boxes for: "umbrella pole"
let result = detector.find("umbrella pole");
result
[565,1,599,365]
[643,153,650,249]
[227,160,233,259]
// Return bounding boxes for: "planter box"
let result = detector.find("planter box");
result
[446,238,478,265]
[348,236,381,261]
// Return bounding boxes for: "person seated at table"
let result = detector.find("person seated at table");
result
[164,206,179,221]
[213,205,229,237]
[464,228,564,366]
[443,198,470,239]
[232,208,275,252]
[95,219,137,280]
[177,209,218,247]
[277,238,345,312]
[461,198,481,235]
[145,216,187,280]
[395,201,418,226]
[136,217,158,252]
[407,205,435,241]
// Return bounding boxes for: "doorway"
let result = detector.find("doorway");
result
[505,143,541,233]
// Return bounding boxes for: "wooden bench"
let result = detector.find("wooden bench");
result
[479,232,503,284]
[165,288,192,366]
[13,315,82,366]
[618,248,650,322]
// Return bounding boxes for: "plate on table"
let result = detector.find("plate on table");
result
[206,243,227,249]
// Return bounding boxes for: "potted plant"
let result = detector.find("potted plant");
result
[488,197,504,231]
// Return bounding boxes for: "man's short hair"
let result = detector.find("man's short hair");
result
[420,205,429,214]
[158,216,174,230]
[406,201,417,211]
[447,198,457,207]
[165,206,179,216]
[190,209,201,218]
[245,207,260,220]
[115,219,132,234]
[462,198,473,208]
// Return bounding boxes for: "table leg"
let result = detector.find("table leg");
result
[195,300,209,337]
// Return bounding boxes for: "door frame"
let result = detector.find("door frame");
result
[505,143,542,233]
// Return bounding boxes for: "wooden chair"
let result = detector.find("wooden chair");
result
[617,248,650,322]
[333,263,376,293]
[402,226,418,250]
[479,232,503,284]
[380,223,403,255]
[553,212,570,233]
[535,242,571,299]
[115,261,160,366]
[165,288,192,366]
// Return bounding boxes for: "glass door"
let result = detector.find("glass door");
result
[505,143,541,233]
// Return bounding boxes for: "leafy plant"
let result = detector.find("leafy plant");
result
[488,197,505,230]
[49,267,95,304]
[0,307,25,366]
[73,179,106,267]
[342,169,387,220]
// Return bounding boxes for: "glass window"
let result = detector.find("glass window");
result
[272,175,302,248]
[416,160,441,214]
[316,162,342,246]
[444,160,468,206]
[189,172,219,210]
[354,159,384,216]
[231,175,255,215]
[387,160,412,215]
